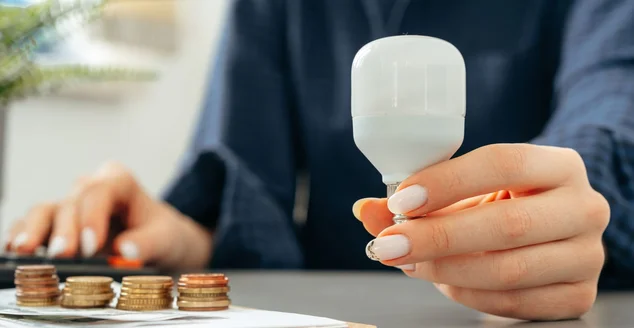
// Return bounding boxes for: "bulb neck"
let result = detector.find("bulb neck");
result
[386,182,410,225]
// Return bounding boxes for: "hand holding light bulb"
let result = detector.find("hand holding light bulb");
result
[352,37,609,321]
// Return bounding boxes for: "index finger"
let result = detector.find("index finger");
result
[388,144,584,217]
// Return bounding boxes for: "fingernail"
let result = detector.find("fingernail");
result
[365,234,411,261]
[81,228,97,257]
[47,236,67,258]
[388,185,428,214]
[119,241,139,259]
[12,232,28,250]
[396,264,416,271]
[352,198,376,220]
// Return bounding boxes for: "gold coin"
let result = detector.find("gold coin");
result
[179,306,229,312]
[177,292,227,298]
[120,286,172,294]
[62,287,113,295]
[119,292,172,299]
[176,299,231,308]
[62,293,115,301]
[122,276,172,284]
[122,282,173,289]
[177,286,230,294]
[16,295,59,302]
[116,304,172,311]
[117,298,173,306]
[17,301,59,307]
[178,294,229,302]
[61,299,111,307]
[66,276,113,284]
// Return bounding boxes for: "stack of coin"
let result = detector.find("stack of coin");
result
[61,276,115,308]
[116,276,174,311]
[14,265,60,307]
[177,273,231,311]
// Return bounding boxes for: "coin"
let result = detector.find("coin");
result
[15,265,55,273]
[176,292,227,298]
[179,306,229,311]
[66,276,113,286]
[176,299,231,308]
[119,292,172,299]
[117,298,173,306]
[16,291,60,299]
[177,295,228,302]
[61,299,111,308]
[62,293,115,301]
[120,286,172,294]
[122,282,173,289]
[177,286,230,294]
[62,287,113,295]
[122,276,173,284]
[179,273,228,281]
[116,304,172,311]
[16,299,59,307]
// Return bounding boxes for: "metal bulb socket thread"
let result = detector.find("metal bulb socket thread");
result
[387,183,409,224]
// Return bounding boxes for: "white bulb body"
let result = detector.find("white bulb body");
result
[351,35,466,185]
[353,115,464,185]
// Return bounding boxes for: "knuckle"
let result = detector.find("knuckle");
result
[493,290,523,317]
[584,191,610,230]
[570,285,596,316]
[561,147,587,174]
[485,144,528,183]
[496,254,530,288]
[495,204,533,242]
[428,222,451,252]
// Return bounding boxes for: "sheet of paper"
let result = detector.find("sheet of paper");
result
[0,284,348,328]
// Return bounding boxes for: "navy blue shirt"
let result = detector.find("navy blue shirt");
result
[164,0,634,289]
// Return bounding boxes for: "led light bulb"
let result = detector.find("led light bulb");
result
[351,35,466,224]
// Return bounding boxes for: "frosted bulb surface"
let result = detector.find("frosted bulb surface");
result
[351,36,466,185]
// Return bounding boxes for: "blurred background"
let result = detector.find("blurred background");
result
[0,0,228,239]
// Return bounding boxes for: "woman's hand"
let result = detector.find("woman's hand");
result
[4,162,213,271]
[353,144,609,321]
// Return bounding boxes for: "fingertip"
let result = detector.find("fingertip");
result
[118,240,140,260]
[81,227,98,258]
[352,198,379,220]
[12,232,29,251]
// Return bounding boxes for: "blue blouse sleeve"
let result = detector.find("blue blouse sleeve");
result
[163,0,303,269]
[530,0,634,289]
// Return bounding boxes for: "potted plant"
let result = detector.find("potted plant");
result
[0,0,155,210]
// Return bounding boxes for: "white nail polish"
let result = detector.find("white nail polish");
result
[396,264,416,271]
[387,185,428,214]
[119,241,139,259]
[81,228,97,257]
[12,232,28,250]
[47,236,67,258]
[366,234,411,261]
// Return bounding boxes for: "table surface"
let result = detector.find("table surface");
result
[224,271,634,328]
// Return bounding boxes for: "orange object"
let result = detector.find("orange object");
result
[108,256,143,269]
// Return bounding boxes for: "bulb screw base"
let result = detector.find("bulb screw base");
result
[387,183,409,224]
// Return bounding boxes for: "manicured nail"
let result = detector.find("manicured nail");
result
[119,241,139,259]
[81,228,97,257]
[365,234,411,261]
[388,185,428,214]
[396,264,416,271]
[352,198,377,220]
[12,232,28,250]
[47,236,67,258]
